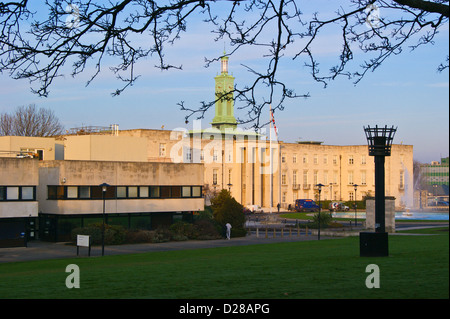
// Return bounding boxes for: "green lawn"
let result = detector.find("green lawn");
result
[0,232,448,299]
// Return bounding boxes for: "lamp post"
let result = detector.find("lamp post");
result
[362,125,396,257]
[316,183,325,240]
[99,183,110,256]
[353,184,358,226]
[227,183,232,192]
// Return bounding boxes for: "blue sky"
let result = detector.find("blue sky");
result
[0,2,448,164]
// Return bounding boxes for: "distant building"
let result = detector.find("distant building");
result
[419,157,449,207]
[0,54,416,246]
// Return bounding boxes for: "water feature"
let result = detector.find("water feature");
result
[332,211,449,221]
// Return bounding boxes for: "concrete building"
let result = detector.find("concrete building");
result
[37,160,204,241]
[0,158,39,247]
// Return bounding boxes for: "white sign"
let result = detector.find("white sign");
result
[77,235,90,247]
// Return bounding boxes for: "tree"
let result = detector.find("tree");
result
[211,189,246,236]
[0,1,448,129]
[0,104,64,137]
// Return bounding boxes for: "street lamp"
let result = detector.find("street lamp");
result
[99,182,110,256]
[227,183,232,192]
[316,183,325,240]
[362,125,397,257]
[353,184,358,226]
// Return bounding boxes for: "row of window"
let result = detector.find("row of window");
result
[47,185,202,200]
[0,186,36,201]
[281,170,370,186]
[282,154,368,165]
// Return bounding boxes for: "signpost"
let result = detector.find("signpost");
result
[77,235,91,257]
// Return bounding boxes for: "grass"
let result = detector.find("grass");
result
[0,232,448,299]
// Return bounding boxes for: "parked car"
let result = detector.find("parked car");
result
[294,199,319,212]
[329,202,350,212]
[245,205,264,213]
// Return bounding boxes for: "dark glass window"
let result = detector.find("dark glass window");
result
[0,186,6,201]
[171,186,181,198]
[150,186,160,198]
[160,186,171,198]
[48,186,65,199]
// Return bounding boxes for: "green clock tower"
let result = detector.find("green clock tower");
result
[211,53,238,131]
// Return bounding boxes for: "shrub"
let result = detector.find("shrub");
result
[311,212,333,228]
[211,189,246,237]
[170,221,198,240]
[125,230,155,243]
[193,219,222,240]
[71,223,127,245]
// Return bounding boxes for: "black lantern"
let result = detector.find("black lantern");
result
[361,125,396,257]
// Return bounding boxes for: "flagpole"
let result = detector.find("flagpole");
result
[270,105,273,215]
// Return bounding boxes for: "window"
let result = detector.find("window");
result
[313,171,318,185]
[182,186,191,197]
[0,186,35,201]
[348,155,354,165]
[303,155,308,164]
[361,155,366,165]
[171,186,181,198]
[333,155,338,165]
[77,186,89,199]
[67,186,78,199]
[44,185,200,200]
[303,170,308,185]
[192,186,202,197]
[160,186,171,198]
[150,186,160,198]
[282,153,286,163]
[293,171,297,185]
[159,143,166,157]
[117,187,127,198]
[349,192,354,201]
[323,155,328,165]
[0,186,5,201]
[281,172,287,185]
[90,186,103,199]
[293,154,297,164]
[361,171,367,185]
[139,186,149,198]
[7,187,19,200]
[323,171,328,184]
[314,155,318,164]
[128,186,138,198]
[400,171,404,189]
[48,186,64,200]
[21,187,34,200]
[348,171,354,185]
[185,148,192,162]
[213,169,218,185]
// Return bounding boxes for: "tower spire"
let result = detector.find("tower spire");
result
[211,53,237,131]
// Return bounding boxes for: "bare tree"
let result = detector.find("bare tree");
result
[0,104,64,137]
[0,1,448,129]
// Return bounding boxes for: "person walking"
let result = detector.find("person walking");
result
[226,223,232,240]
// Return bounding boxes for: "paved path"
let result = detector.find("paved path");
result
[0,232,325,263]
[1,221,447,264]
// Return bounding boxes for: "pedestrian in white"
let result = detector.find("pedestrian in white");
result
[226,223,232,240]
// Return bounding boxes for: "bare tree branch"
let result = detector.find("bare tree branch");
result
[0,1,448,129]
